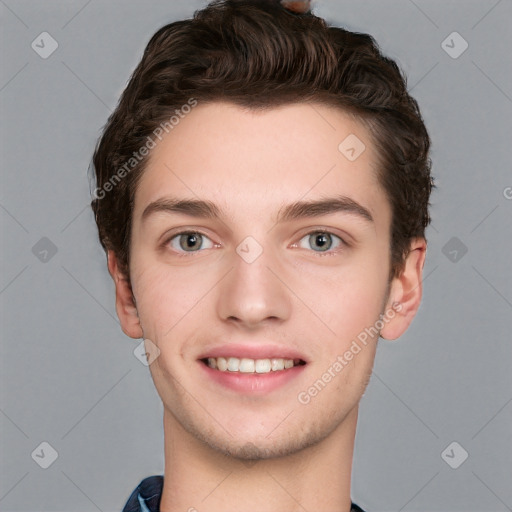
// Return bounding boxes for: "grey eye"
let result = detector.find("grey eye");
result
[298,232,342,252]
[169,232,214,252]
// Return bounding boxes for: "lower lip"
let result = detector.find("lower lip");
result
[199,361,307,394]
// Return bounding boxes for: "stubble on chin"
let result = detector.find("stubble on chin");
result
[166,397,355,462]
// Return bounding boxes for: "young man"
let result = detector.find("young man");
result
[91,1,433,510]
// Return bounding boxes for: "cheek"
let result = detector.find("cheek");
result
[293,255,388,347]
[300,271,383,411]
[130,259,207,342]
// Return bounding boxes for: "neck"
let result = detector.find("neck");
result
[159,407,358,512]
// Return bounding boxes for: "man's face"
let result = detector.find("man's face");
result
[127,101,395,458]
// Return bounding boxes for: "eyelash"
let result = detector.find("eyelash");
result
[163,231,217,256]
[294,230,346,255]
[162,229,347,256]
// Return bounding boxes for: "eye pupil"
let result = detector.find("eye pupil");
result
[310,232,331,251]
[180,233,201,251]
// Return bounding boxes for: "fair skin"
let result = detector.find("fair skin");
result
[108,102,426,512]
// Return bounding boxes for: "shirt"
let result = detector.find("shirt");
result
[122,475,366,512]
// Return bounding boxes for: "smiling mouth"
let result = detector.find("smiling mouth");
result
[201,357,306,374]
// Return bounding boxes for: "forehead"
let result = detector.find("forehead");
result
[133,101,389,227]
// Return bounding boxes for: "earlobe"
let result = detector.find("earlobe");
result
[380,238,427,341]
[107,250,143,339]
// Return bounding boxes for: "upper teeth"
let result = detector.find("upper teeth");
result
[207,357,296,373]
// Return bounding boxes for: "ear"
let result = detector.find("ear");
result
[107,250,143,339]
[380,238,427,341]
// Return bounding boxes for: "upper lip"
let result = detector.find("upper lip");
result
[198,343,308,363]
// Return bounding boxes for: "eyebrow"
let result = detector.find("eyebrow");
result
[277,196,373,223]
[141,198,222,222]
[141,195,374,224]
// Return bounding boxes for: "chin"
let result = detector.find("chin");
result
[180,412,339,461]
[205,433,321,461]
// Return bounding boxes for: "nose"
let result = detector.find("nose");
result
[215,240,292,329]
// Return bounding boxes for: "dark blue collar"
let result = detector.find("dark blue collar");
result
[122,475,366,511]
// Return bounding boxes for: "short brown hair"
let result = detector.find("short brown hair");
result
[91,0,434,281]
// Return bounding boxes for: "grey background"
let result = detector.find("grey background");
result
[1,0,511,511]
